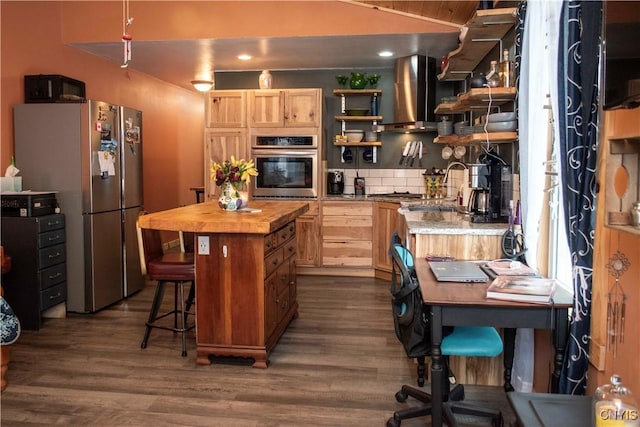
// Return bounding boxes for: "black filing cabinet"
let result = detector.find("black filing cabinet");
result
[1,214,67,330]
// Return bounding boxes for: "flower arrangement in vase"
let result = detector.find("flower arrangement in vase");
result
[210,156,258,211]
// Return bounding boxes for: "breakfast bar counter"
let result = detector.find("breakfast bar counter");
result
[138,201,309,368]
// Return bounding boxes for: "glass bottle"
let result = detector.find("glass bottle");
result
[486,60,500,88]
[593,375,639,427]
[259,70,272,89]
[499,49,514,88]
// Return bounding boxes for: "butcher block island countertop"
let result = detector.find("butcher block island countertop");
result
[138,200,309,368]
[137,200,309,234]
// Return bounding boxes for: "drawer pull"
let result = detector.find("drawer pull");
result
[48,272,62,279]
[48,235,62,242]
[49,292,62,300]
[272,258,279,266]
[48,252,61,259]
[47,220,61,227]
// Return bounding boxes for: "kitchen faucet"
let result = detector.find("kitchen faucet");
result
[441,161,468,184]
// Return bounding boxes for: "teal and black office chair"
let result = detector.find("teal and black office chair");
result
[387,232,504,427]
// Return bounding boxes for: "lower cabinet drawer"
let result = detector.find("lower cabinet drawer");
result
[38,229,66,249]
[38,243,66,269]
[39,263,66,289]
[40,282,66,311]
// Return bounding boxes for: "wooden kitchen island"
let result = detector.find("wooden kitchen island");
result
[137,200,309,368]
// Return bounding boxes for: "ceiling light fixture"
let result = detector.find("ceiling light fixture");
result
[191,80,214,92]
[378,51,394,57]
[237,54,252,61]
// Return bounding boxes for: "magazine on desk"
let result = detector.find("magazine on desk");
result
[486,276,557,304]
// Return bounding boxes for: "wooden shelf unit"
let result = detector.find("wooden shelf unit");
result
[435,87,517,114]
[334,88,383,161]
[434,131,517,145]
[438,7,518,81]
[333,141,382,147]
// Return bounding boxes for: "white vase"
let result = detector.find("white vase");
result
[259,70,272,89]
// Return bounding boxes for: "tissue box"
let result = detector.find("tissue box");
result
[0,177,22,192]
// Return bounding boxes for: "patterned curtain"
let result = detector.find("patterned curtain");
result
[556,0,602,395]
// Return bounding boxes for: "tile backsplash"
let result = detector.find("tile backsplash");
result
[329,168,520,205]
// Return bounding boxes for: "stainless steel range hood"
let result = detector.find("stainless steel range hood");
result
[375,55,438,133]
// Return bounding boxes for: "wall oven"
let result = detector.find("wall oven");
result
[251,135,318,198]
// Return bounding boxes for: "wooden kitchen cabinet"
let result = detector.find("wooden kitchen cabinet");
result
[373,201,401,279]
[295,201,321,267]
[321,201,373,268]
[206,90,247,128]
[249,89,321,128]
[194,219,298,368]
[204,129,248,200]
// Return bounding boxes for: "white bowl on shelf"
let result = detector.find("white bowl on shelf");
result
[485,120,517,132]
[364,131,377,142]
[345,130,364,143]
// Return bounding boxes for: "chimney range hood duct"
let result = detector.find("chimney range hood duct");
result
[376,55,438,133]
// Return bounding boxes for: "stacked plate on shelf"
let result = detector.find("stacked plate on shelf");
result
[478,112,517,132]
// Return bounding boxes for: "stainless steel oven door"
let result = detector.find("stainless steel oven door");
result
[252,149,318,199]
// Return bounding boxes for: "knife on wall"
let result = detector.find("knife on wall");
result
[404,141,416,166]
[399,140,411,165]
[410,141,419,166]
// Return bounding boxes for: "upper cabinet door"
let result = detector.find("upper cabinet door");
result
[204,129,248,200]
[206,91,247,128]
[249,90,285,127]
[285,89,320,127]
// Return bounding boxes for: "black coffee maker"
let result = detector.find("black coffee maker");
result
[469,155,511,223]
[327,171,344,195]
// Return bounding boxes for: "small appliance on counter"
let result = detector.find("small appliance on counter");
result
[327,171,344,195]
[0,191,57,217]
[354,176,366,196]
[467,155,511,223]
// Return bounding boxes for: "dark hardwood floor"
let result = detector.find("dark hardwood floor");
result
[1,275,514,426]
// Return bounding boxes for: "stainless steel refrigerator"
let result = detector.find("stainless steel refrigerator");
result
[13,101,145,313]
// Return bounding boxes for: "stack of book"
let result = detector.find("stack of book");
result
[486,276,557,304]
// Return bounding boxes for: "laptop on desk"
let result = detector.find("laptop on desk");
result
[428,261,489,283]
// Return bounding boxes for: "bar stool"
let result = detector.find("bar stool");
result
[137,223,195,357]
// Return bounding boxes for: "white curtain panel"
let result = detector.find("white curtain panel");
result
[515,0,564,393]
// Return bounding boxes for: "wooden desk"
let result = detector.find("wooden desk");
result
[414,257,573,427]
[507,392,591,427]
[138,201,309,367]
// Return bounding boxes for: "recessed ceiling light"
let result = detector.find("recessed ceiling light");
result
[238,54,252,61]
[378,51,394,57]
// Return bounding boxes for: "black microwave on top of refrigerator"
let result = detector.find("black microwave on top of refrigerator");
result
[24,74,86,103]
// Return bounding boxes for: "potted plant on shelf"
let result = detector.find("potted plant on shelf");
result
[210,156,258,211]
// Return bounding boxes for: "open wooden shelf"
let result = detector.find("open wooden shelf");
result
[333,89,382,96]
[435,87,517,114]
[335,115,383,121]
[438,7,517,81]
[333,141,382,147]
[434,131,517,145]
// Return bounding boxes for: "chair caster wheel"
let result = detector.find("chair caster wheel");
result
[141,342,147,349]
[181,351,187,357]
[395,390,408,402]
[386,417,400,427]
